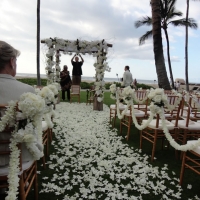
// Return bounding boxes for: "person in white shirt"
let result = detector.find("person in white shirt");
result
[122,66,133,87]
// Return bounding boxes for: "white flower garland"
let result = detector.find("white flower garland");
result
[43,38,111,102]
[35,85,58,129]
[113,87,200,152]
[0,93,46,200]
[110,84,117,100]
[0,100,16,131]
[5,126,21,200]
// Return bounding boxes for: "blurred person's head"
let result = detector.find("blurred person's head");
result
[63,65,68,71]
[75,56,79,62]
[124,66,130,71]
[0,41,20,77]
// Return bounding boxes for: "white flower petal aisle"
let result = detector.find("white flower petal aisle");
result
[40,103,189,199]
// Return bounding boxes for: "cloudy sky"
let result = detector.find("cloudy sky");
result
[0,0,200,82]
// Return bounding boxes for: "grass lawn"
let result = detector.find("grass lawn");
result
[25,90,200,200]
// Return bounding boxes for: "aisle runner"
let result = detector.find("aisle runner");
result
[41,103,185,199]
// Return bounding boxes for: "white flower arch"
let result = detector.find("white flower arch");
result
[41,37,113,104]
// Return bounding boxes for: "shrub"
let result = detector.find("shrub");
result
[137,83,154,89]
[17,78,47,86]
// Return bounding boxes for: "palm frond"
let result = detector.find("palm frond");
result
[170,18,198,29]
[139,30,153,45]
[167,11,183,20]
[134,16,152,28]
[160,0,165,18]
[166,0,177,17]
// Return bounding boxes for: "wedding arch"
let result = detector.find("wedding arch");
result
[41,37,113,110]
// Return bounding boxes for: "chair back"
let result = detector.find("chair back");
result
[164,90,173,95]
[134,90,148,115]
[164,95,182,120]
[189,95,200,119]
[71,85,80,94]
[135,90,148,100]
[90,85,95,90]
[0,104,22,170]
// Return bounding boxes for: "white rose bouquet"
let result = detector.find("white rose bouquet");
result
[110,84,117,100]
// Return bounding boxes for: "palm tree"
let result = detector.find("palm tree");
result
[37,0,41,86]
[135,0,197,89]
[185,0,199,91]
[150,0,170,89]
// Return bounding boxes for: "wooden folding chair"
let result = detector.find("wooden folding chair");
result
[110,103,127,128]
[140,97,183,162]
[86,86,95,105]
[174,97,200,158]
[70,85,80,103]
[0,105,38,200]
[179,140,200,185]
[120,106,146,141]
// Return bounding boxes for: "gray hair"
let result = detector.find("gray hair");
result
[0,41,20,70]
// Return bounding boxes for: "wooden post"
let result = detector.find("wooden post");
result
[93,97,103,111]
[56,50,60,83]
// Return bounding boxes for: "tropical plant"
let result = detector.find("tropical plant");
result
[37,0,41,86]
[185,0,199,91]
[150,0,171,90]
[135,0,198,89]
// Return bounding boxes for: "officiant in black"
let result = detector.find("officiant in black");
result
[71,54,84,85]
[60,65,72,101]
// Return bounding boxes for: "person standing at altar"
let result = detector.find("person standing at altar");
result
[71,53,84,85]
[60,65,72,101]
[122,65,133,87]
[133,78,137,89]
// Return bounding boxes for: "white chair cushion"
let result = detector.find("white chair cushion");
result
[42,121,48,131]
[134,105,146,109]
[110,104,116,109]
[0,160,34,176]
[143,119,174,130]
[110,104,127,111]
[125,109,145,118]
[187,140,200,155]
[171,119,200,130]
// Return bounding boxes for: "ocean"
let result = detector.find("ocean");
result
[16,73,158,84]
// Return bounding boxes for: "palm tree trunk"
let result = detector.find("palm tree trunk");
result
[185,0,189,91]
[163,28,174,89]
[37,0,41,86]
[151,0,170,90]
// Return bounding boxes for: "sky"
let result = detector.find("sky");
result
[0,0,200,82]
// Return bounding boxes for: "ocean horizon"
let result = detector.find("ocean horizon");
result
[16,73,158,84]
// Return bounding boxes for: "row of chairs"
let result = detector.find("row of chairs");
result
[109,89,200,185]
[0,104,54,199]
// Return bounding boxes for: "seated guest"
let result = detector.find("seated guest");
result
[0,41,42,168]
